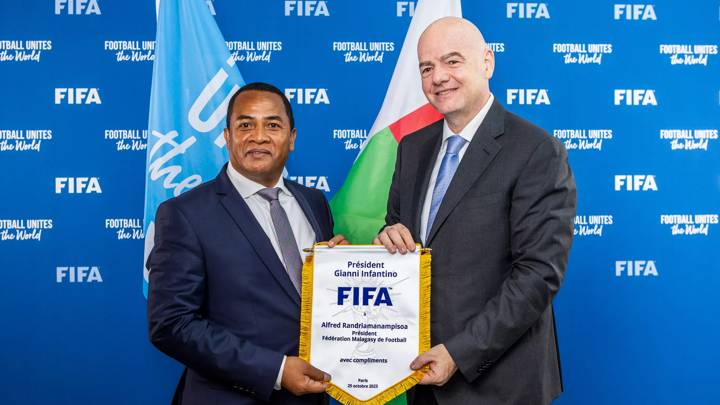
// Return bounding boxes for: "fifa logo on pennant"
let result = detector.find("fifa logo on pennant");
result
[337,287,393,306]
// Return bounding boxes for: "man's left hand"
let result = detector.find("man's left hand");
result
[327,234,349,247]
[410,344,458,386]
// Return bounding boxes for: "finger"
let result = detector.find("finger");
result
[303,378,330,393]
[410,353,432,370]
[372,236,380,245]
[304,363,331,382]
[386,228,407,254]
[327,235,344,248]
[377,232,397,254]
[398,227,416,252]
[419,373,435,385]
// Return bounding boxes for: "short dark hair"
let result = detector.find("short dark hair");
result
[225,82,295,130]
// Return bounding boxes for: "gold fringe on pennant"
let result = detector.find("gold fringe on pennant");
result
[298,243,324,362]
[298,244,433,405]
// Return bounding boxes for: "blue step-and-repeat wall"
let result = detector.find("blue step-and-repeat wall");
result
[1,1,718,404]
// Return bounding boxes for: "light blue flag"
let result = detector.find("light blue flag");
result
[143,0,245,296]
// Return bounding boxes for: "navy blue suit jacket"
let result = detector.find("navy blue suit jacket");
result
[147,165,333,405]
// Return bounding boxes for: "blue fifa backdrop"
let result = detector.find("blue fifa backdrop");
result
[0,1,718,404]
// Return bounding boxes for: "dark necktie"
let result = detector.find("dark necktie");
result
[256,187,302,293]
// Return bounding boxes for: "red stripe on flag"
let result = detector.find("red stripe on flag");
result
[388,103,444,142]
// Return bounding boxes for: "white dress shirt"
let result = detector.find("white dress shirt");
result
[226,164,317,390]
[420,93,495,244]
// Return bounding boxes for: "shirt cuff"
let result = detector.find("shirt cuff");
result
[274,355,287,390]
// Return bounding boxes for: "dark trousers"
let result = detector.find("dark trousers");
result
[409,385,438,405]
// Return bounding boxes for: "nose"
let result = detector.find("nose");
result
[431,65,450,86]
[248,127,270,143]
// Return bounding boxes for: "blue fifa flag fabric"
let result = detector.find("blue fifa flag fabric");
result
[143,0,245,296]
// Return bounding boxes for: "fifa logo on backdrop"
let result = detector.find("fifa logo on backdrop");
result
[55,177,102,194]
[57,266,103,283]
[0,219,53,242]
[396,1,415,17]
[574,215,613,237]
[288,175,330,192]
[613,4,656,20]
[284,1,329,16]
[614,89,656,106]
[507,89,550,105]
[660,214,718,236]
[615,261,658,277]
[54,0,101,15]
[506,3,550,19]
[55,88,101,105]
[614,175,657,191]
[285,88,330,105]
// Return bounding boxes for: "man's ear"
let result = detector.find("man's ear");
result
[223,127,230,146]
[289,128,297,151]
[484,48,495,80]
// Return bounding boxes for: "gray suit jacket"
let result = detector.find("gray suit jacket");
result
[385,100,576,405]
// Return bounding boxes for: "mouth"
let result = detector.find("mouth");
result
[245,148,272,158]
[434,88,457,98]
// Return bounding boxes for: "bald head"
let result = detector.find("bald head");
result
[419,17,487,54]
[417,17,494,133]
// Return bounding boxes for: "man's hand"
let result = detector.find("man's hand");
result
[372,223,416,254]
[281,356,331,395]
[410,344,457,386]
[327,234,349,247]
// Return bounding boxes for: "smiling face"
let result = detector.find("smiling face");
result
[418,17,494,132]
[223,90,296,187]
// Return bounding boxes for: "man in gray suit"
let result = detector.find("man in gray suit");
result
[374,17,576,404]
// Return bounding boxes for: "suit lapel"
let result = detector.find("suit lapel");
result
[285,180,323,242]
[411,121,444,241]
[426,100,505,245]
[214,166,301,306]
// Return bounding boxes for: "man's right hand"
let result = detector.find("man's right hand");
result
[373,223,416,254]
[281,356,331,396]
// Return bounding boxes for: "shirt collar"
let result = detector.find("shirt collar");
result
[226,163,290,199]
[442,93,495,143]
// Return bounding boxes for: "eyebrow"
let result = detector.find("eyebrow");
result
[440,51,464,61]
[234,115,284,122]
[419,51,466,69]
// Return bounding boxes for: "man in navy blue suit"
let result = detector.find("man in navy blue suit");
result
[148,82,347,404]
